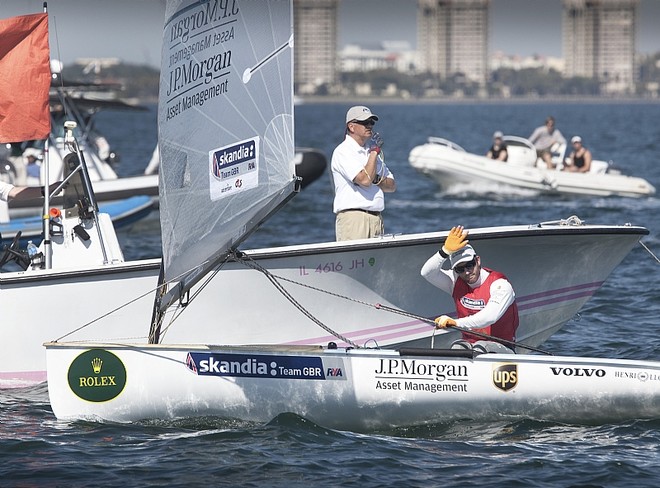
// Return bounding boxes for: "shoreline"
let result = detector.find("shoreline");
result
[297,95,660,105]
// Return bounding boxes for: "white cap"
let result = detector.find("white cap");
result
[493,131,503,139]
[571,136,582,144]
[450,245,477,269]
[346,106,378,124]
[23,148,41,159]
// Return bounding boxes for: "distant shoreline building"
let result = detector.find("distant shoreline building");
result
[562,0,639,94]
[293,0,339,95]
[289,0,649,98]
[417,0,489,86]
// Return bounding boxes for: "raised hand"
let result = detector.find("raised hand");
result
[369,132,384,150]
[444,226,469,253]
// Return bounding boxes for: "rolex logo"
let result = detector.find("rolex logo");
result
[91,357,103,374]
[69,349,126,402]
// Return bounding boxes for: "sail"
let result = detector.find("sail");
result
[159,0,296,292]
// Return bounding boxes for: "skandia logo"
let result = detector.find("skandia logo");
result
[212,140,255,172]
[185,352,346,381]
[460,297,485,310]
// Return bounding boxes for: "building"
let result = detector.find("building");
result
[339,42,417,74]
[417,0,489,86]
[562,0,639,94]
[293,0,339,94]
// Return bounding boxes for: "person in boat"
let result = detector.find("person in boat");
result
[486,131,508,162]
[0,180,61,202]
[529,116,566,170]
[420,226,519,353]
[23,148,42,184]
[331,105,396,241]
[563,136,592,173]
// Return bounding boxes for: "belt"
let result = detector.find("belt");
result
[340,208,381,216]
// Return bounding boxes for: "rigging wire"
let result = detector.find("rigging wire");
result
[233,251,360,348]
[639,240,660,265]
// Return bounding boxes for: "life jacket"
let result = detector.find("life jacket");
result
[452,268,519,343]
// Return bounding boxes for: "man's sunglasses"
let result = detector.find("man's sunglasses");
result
[454,258,477,273]
[351,119,375,126]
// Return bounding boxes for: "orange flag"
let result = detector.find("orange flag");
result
[0,12,51,143]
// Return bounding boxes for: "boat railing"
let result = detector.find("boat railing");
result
[427,137,466,152]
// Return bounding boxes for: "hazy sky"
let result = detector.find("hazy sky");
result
[1,0,659,68]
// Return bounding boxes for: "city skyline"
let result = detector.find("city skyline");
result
[1,0,659,68]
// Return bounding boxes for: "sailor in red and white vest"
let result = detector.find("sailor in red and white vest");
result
[420,225,519,353]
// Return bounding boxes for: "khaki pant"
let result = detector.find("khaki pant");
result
[335,210,384,241]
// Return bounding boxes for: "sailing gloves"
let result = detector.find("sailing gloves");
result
[434,315,457,329]
[442,225,469,256]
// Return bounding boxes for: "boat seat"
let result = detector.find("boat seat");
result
[590,160,609,174]
[504,143,536,167]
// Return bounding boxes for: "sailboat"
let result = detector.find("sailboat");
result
[45,0,660,428]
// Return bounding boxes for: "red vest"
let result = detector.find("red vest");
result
[451,268,519,342]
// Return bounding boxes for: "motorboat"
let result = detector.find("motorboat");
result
[1,213,646,387]
[409,136,656,198]
[0,79,159,218]
[1,79,327,219]
[0,195,152,244]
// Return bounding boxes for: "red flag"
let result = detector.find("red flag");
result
[0,12,51,143]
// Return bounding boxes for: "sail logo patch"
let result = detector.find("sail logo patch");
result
[492,363,518,391]
[209,136,259,200]
[460,297,485,310]
[186,352,346,381]
[67,349,127,402]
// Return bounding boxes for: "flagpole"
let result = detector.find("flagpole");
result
[42,138,51,269]
[42,1,51,269]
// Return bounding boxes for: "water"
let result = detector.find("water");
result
[3,101,660,487]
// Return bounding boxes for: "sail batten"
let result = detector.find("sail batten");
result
[159,0,295,300]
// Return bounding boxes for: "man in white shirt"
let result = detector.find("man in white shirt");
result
[529,116,566,169]
[331,106,396,241]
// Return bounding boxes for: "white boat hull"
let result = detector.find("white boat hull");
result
[1,221,646,388]
[45,342,660,429]
[409,138,656,198]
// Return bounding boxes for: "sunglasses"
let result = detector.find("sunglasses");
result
[351,119,375,127]
[454,258,477,273]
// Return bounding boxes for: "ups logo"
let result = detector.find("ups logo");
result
[492,363,518,392]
